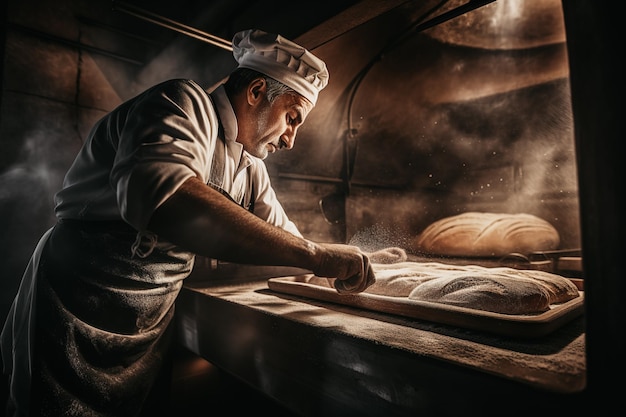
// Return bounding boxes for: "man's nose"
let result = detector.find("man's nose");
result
[280,132,295,149]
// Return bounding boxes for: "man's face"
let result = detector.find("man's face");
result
[238,82,314,159]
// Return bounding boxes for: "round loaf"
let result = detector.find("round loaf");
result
[411,212,560,257]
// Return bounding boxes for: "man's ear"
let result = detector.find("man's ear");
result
[247,78,266,105]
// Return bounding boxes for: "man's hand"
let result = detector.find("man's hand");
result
[312,243,375,294]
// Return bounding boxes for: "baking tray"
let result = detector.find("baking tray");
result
[267,276,584,338]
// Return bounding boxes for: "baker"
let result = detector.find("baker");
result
[1,29,376,416]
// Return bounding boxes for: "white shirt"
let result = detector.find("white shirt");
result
[54,79,300,237]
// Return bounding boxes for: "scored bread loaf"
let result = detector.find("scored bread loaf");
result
[411,212,560,257]
[303,260,580,315]
[368,262,579,314]
[408,274,551,314]
[365,261,484,297]
[405,266,579,315]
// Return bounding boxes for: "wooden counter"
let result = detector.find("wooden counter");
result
[174,271,587,416]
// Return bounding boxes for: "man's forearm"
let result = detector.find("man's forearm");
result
[147,176,320,269]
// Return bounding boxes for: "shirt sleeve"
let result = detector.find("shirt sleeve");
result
[111,79,218,231]
[249,159,302,237]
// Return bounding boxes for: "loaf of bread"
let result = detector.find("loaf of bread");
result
[408,274,551,314]
[369,262,579,314]
[364,262,438,296]
[411,212,560,257]
[406,266,579,314]
[303,260,579,315]
[365,261,479,297]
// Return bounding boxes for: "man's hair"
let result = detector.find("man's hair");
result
[224,67,296,103]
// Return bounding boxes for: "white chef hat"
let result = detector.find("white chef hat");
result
[232,29,329,105]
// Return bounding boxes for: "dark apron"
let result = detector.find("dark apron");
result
[30,220,192,417]
[6,134,252,417]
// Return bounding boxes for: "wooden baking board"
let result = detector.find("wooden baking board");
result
[267,276,584,338]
